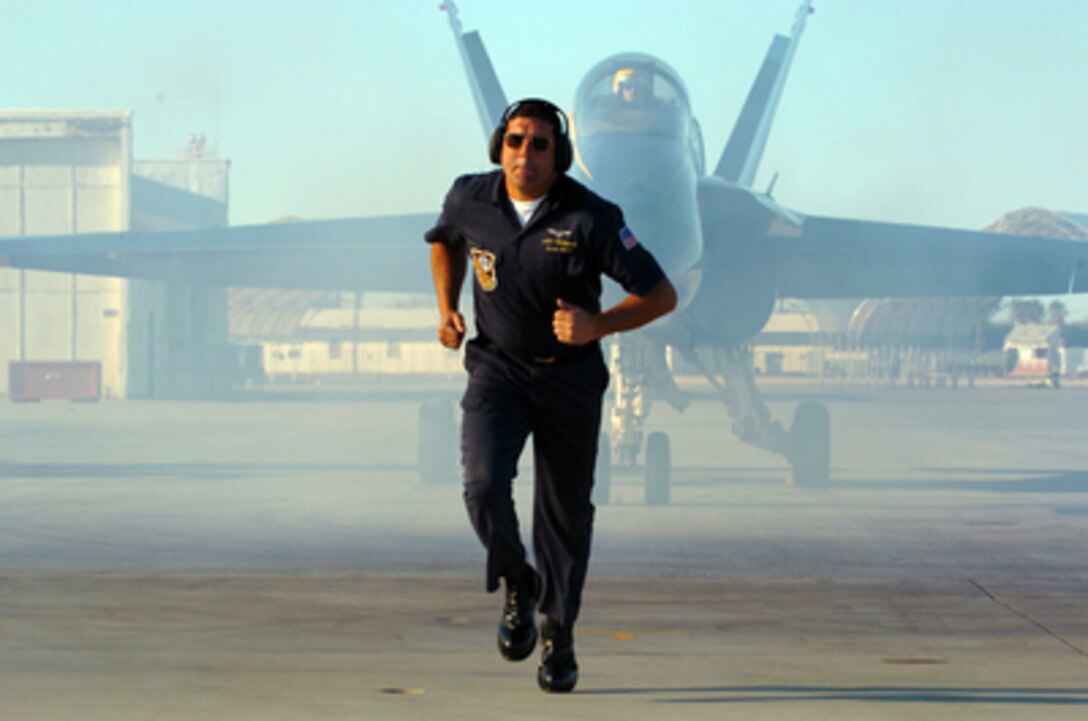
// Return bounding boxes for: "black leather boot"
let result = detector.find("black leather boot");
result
[537,617,578,693]
[497,566,540,661]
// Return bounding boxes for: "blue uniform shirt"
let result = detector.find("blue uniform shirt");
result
[426,170,666,364]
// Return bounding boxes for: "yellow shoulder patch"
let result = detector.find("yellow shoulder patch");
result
[470,248,498,292]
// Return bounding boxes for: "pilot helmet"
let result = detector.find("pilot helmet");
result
[612,68,650,98]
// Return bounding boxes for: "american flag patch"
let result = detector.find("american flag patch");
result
[619,226,639,250]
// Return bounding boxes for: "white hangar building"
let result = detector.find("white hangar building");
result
[0,110,231,399]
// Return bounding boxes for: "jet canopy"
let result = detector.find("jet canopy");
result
[572,53,692,140]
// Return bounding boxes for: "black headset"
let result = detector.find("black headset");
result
[488,98,572,173]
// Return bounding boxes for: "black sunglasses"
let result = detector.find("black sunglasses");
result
[504,133,552,152]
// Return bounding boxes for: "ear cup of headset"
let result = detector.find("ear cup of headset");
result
[554,135,572,173]
[488,126,505,164]
[489,99,572,172]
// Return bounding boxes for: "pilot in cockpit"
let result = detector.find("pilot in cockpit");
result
[580,65,682,137]
[612,68,651,106]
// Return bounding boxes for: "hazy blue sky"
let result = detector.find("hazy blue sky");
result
[5,0,1086,235]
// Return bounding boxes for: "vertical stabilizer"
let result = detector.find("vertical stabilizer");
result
[714,1,813,187]
[443,2,508,139]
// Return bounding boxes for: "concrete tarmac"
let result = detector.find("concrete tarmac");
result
[0,379,1085,719]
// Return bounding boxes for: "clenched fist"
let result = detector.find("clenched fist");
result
[437,310,466,350]
[552,298,599,345]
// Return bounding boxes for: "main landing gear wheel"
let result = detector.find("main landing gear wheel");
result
[592,433,611,506]
[417,399,458,485]
[644,431,671,506]
[787,401,830,486]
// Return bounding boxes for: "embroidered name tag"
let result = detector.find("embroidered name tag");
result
[541,228,577,253]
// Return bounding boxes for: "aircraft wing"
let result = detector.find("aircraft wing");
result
[1063,211,1088,229]
[0,214,437,291]
[767,213,1088,299]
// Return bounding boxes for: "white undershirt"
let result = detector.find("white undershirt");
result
[510,196,545,227]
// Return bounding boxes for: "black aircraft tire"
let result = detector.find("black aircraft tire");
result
[788,401,830,486]
[644,431,671,506]
[592,433,611,506]
[417,399,458,485]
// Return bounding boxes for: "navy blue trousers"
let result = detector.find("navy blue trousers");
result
[461,339,609,628]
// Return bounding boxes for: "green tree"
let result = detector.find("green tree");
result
[1047,300,1068,326]
[1009,298,1045,324]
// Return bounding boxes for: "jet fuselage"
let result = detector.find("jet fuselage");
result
[569,53,704,309]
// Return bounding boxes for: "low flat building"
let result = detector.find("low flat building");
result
[1003,323,1084,377]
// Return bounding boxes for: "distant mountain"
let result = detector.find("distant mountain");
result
[984,207,1088,240]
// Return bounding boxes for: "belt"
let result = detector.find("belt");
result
[480,338,596,368]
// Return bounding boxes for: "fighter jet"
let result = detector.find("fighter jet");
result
[1,1,1085,504]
